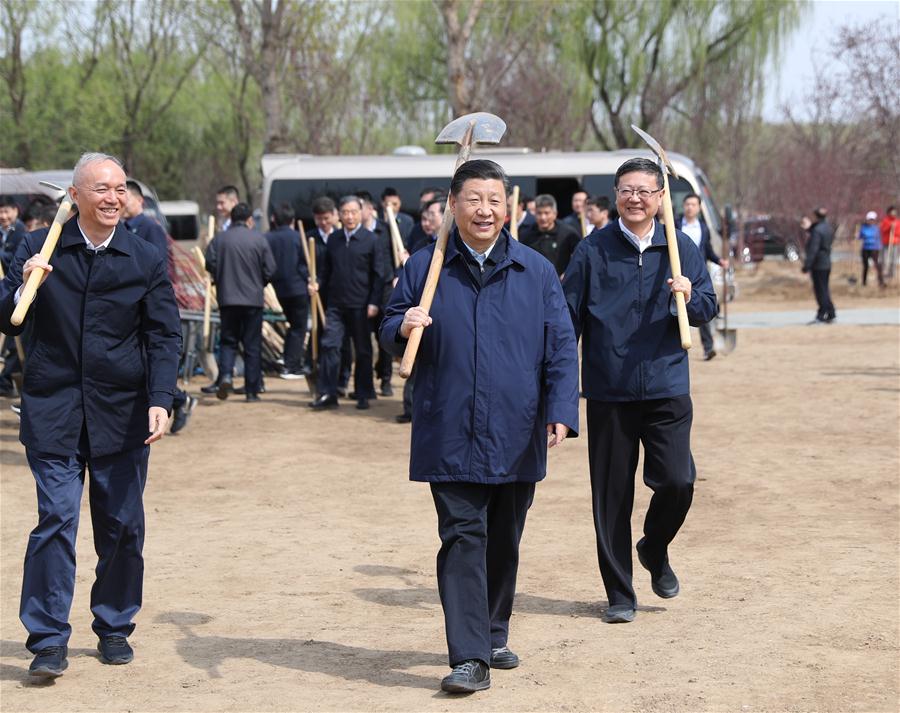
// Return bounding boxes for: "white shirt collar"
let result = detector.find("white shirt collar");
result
[77,219,115,251]
[460,237,498,265]
[618,218,656,253]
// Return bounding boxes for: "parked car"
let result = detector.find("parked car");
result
[738,215,806,263]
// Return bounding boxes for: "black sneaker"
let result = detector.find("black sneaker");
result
[98,635,134,665]
[440,659,490,693]
[395,413,412,424]
[490,646,519,669]
[29,646,68,678]
[637,537,680,598]
[200,382,219,395]
[216,376,233,401]
[170,395,197,434]
[603,604,636,623]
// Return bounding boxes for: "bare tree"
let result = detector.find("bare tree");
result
[0,0,35,165]
[103,0,203,172]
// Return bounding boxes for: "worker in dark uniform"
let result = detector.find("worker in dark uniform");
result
[204,203,276,401]
[519,194,582,276]
[563,157,717,624]
[380,160,579,694]
[0,153,181,678]
[265,202,309,381]
[308,195,384,411]
[122,181,197,432]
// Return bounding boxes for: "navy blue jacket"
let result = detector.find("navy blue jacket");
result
[125,212,169,261]
[319,226,384,308]
[379,228,580,485]
[1,219,28,272]
[675,215,721,265]
[383,210,414,242]
[562,221,717,402]
[265,225,308,300]
[0,219,182,457]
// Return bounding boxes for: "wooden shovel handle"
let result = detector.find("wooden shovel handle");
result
[10,197,73,326]
[660,173,691,350]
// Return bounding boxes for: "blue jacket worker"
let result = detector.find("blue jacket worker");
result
[0,153,182,678]
[265,202,310,379]
[562,157,716,625]
[308,195,384,411]
[675,192,728,360]
[379,160,579,694]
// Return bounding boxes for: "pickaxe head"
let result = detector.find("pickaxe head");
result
[436,112,506,146]
[631,125,680,180]
[38,180,68,201]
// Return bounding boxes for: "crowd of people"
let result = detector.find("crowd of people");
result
[0,150,895,694]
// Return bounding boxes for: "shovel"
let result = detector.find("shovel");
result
[713,209,737,354]
[398,111,507,378]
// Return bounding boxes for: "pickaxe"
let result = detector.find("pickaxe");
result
[398,111,507,378]
[631,125,692,350]
[10,181,75,326]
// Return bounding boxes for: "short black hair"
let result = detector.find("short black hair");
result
[614,158,663,190]
[381,187,400,200]
[126,180,143,198]
[312,196,336,215]
[356,190,374,206]
[270,202,295,228]
[0,195,18,209]
[587,195,610,211]
[519,194,532,208]
[887,205,896,214]
[338,195,362,211]
[217,185,240,199]
[419,186,442,199]
[683,192,702,205]
[813,207,828,220]
[230,202,253,224]
[449,159,509,197]
[23,199,57,227]
[422,196,446,213]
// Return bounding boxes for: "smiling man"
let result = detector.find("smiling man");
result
[0,152,182,678]
[379,159,579,694]
[563,157,716,624]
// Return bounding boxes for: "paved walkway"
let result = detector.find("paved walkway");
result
[726,308,900,329]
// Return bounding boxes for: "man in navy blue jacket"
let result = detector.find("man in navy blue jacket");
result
[309,195,384,410]
[0,153,182,677]
[380,160,579,694]
[563,157,716,624]
[265,202,309,380]
[675,192,728,360]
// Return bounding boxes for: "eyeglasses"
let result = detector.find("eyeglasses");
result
[615,187,663,200]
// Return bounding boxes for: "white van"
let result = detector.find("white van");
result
[159,200,200,241]
[260,148,727,255]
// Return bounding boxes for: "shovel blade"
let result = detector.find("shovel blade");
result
[436,112,507,145]
[631,124,679,179]
[714,327,737,354]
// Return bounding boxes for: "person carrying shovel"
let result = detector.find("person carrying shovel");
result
[379,155,579,693]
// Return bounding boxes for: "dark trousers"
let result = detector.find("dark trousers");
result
[699,320,714,355]
[0,337,19,389]
[319,305,374,399]
[402,366,416,417]
[861,249,885,287]
[370,310,393,386]
[20,442,149,652]
[586,396,695,608]
[279,295,309,373]
[219,306,264,395]
[811,269,835,321]
[340,334,353,389]
[430,481,535,667]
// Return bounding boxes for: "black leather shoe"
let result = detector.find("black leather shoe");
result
[380,382,393,397]
[395,413,412,424]
[356,398,369,410]
[490,646,519,669]
[200,382,218,394]
[29,646,68,678]
[309,394,338,410]
[637,537,680,598]
[245,393,261,402]
[603,604,636,623]
[170,395,197,434]
[235,383,266,395]
[440,659,490,693]
[703,350,717,361]
[98,636,133,665]
[216,376,233,401]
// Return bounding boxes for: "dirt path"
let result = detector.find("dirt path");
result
[1,290,898,712]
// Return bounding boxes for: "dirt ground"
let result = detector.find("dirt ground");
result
[1,265,898,712]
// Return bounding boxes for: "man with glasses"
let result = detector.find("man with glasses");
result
[562,157,716,624]
[0,153,181,677]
